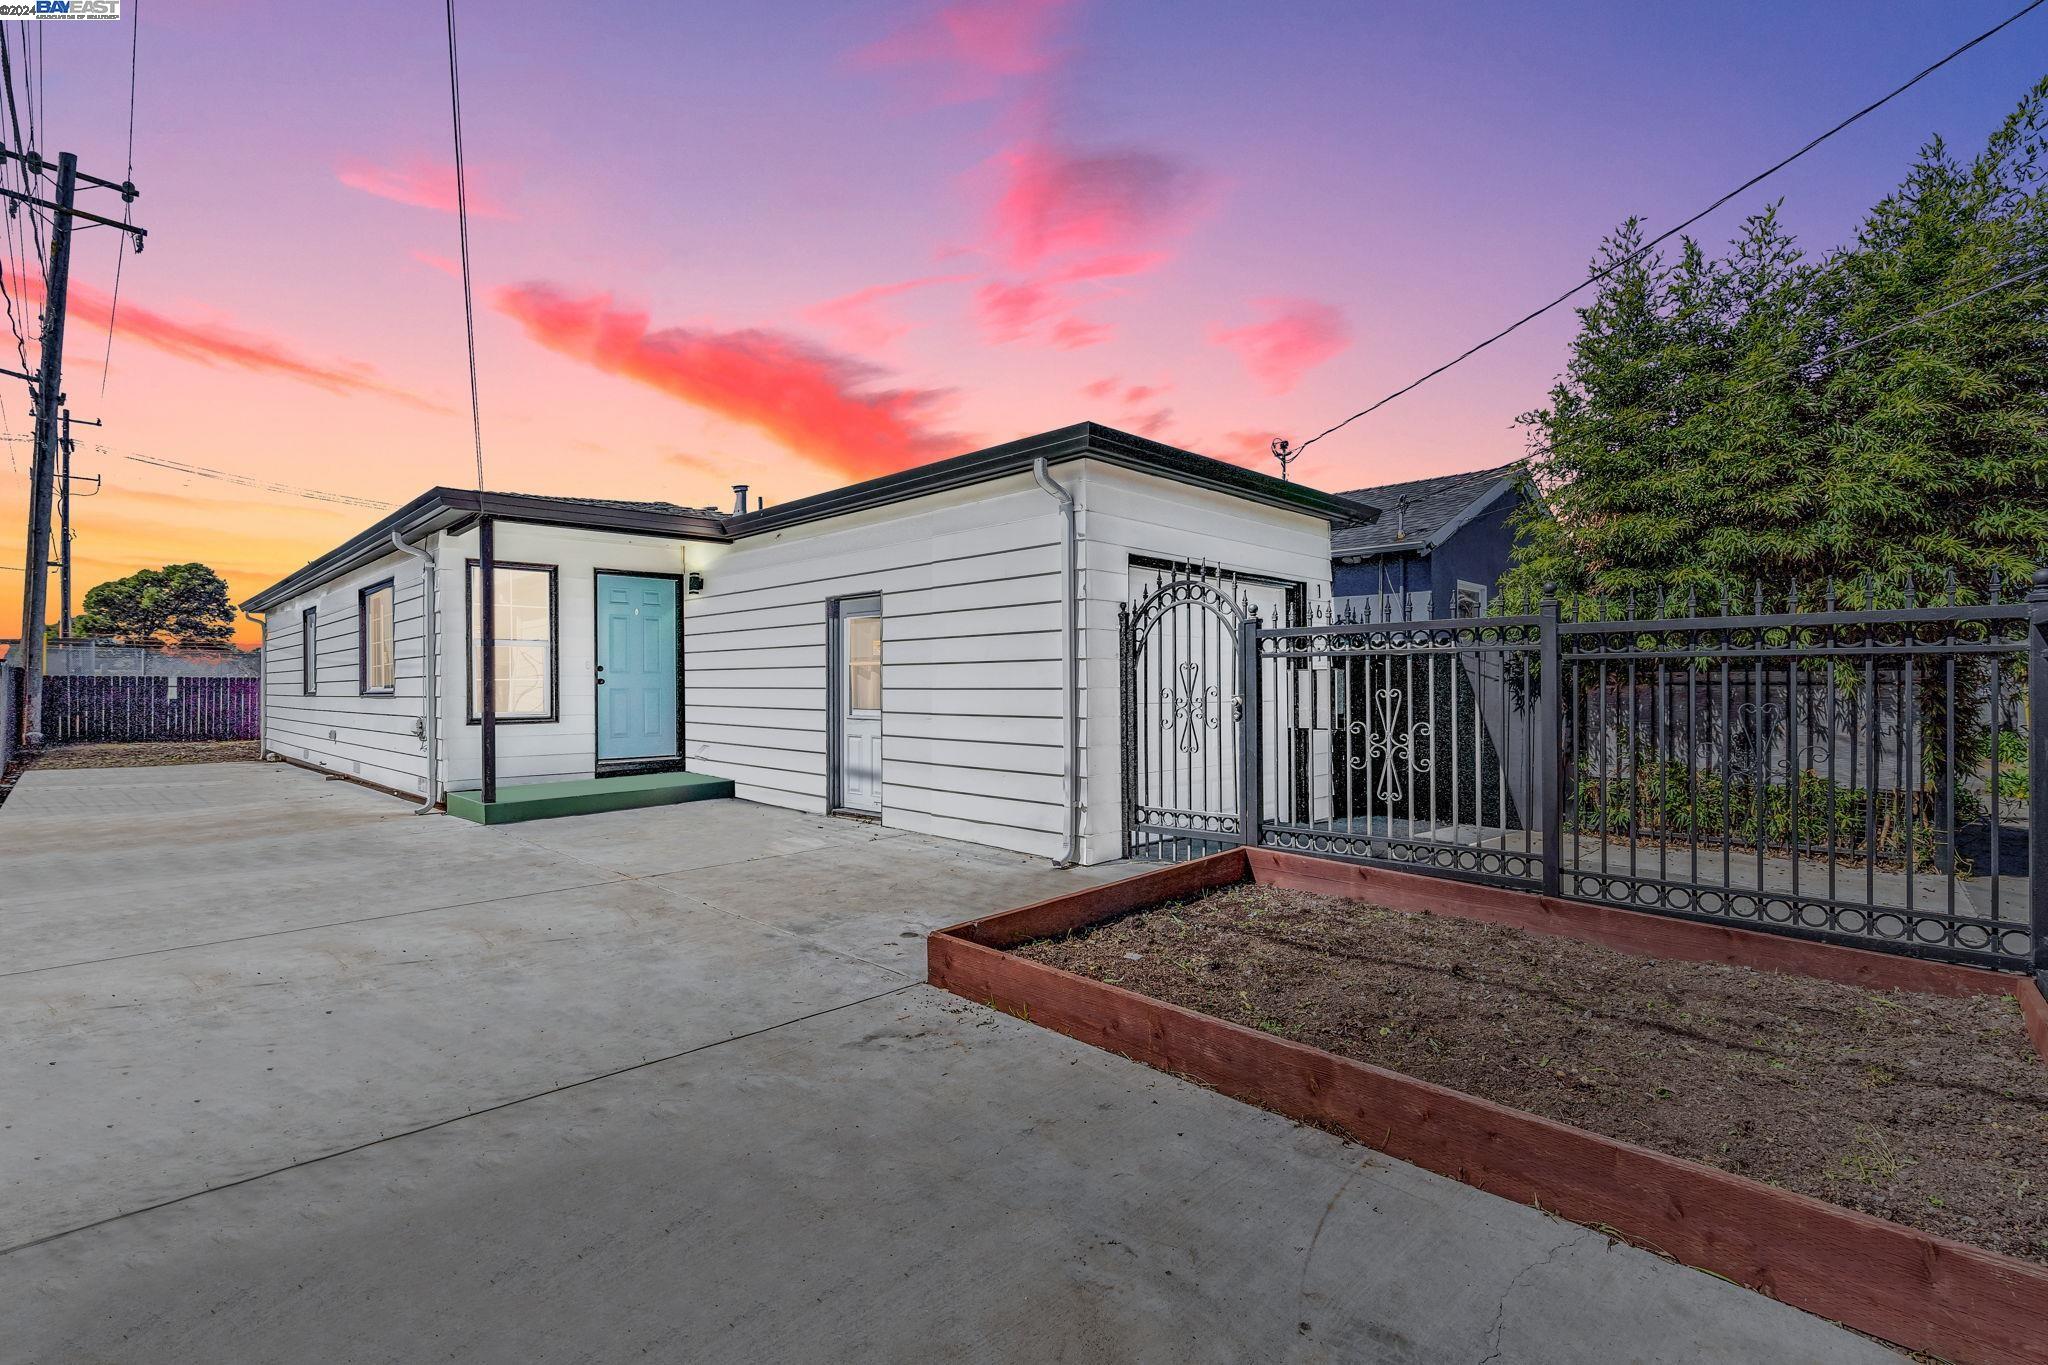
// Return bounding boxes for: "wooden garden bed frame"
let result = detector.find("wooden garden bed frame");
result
[928,848,2048,1365]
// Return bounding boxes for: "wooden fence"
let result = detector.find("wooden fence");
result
[40,674,260,743]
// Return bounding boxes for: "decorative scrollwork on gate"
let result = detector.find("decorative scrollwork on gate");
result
[1163,661,1220,753]
[1348,684,1433,801]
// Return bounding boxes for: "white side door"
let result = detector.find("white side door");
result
[836,602,883,814]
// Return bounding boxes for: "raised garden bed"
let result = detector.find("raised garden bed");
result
[929,849,2048,1365]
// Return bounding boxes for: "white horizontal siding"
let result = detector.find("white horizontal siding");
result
[684,474,1069,856]
[259,550,432,794]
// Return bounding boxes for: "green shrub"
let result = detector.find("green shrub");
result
[1570,759,1943,868]
[1995,731,2029,803]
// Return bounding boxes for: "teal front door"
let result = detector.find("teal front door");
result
[596,573,679,763]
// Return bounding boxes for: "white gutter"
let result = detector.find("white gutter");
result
[390,530,439,813]
[1031,457,1080,867]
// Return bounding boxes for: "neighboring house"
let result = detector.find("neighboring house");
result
[1330,462,1531,621]
[242,423,1376,866]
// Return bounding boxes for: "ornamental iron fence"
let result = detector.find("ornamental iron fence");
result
[1121,565,2045,976]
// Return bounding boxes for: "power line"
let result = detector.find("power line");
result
[444,0,486,491]
[1282,0,2048,460]
[0,27,35,377]
[98,0,139,399]
[117,452,391,510]
[9,22,42,270]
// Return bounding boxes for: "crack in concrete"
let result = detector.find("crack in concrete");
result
[1476,1226,1600,1365]
[0,877,628,980]
[3,823,902,982]
[0,981,919,1261]
[1298,1157,1376,1299]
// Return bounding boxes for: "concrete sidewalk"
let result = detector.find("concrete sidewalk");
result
[0,762,1898,1363]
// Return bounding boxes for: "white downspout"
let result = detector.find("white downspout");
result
[1031,457,1080,867]
[246,610,268,759]
[391,530,439,813]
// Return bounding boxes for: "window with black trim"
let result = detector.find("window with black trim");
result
[359,582,396,694]
[301,606,317,695]
[466,562,557,722]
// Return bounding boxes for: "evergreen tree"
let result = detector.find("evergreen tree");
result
[1504,79,2048,608]
[73,563,238,645]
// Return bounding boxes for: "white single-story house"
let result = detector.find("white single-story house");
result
[242,423,1375,866]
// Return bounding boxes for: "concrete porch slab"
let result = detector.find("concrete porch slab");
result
[443,770,735,824]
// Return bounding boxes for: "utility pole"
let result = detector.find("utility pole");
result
[58,408,71,638]
[55,410,101,640]
[2,148,145,746]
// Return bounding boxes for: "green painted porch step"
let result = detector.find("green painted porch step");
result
[445,771,734,825]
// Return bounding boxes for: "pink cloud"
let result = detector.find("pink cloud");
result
[494,282,964,481]
[972,250,1167,347]
[27,276,439,409]
[337,156,512,219]
[1080,376,1174,434]
[1209,430,1284,468]
[989,141,1200,270]
[967,139,1195,346]
[973,278,1056,341]
[408,249,462,279]
[851,0,1075,101]
[802,274,970,350]
[1049,316,1111,349]
[1210,298,1352,395]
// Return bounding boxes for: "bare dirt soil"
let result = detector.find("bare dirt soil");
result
[1014,882,2048,1264]
[26,740,262,769]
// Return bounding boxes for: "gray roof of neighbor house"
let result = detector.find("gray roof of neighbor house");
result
[1330,461,1525,559]
[243,423,1380,612]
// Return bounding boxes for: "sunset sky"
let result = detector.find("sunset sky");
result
[1,0,2042,644]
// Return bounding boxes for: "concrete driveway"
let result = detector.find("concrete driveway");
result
[0,762,1896,1363]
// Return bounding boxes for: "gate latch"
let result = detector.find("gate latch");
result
[1231,695,1243,722]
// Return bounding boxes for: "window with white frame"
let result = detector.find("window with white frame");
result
[1454,580,1489,618]
[467,563,557,722]
[846,613,882,714]
[358,582,395,695]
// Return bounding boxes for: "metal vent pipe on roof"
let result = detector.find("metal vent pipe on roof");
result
[732,484,749,515]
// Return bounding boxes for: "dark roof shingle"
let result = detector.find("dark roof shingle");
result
[1330,461,1523,558]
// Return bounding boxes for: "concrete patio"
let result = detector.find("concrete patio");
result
[0,761,1899,1362]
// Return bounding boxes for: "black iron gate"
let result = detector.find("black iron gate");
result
[1119,564,1258,861]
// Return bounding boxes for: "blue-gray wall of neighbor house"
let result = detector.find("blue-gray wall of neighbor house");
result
[1331,492,1521,615]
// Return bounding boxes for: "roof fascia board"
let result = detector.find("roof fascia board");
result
[725,426,1097,536]
[727,423,1374,539]
[242,489,727,611]
[1422,477,1521,551]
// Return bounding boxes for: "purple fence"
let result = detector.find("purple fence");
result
[40,674,261,743]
